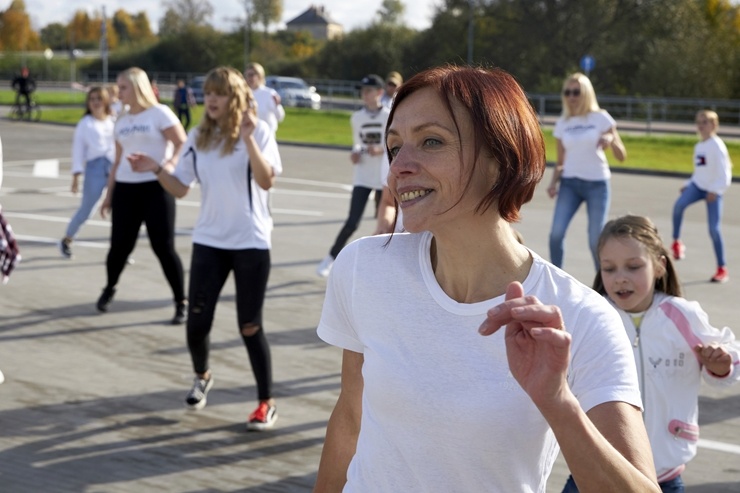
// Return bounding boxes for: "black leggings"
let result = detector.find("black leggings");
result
[329,186,382,258]
[106,181,185,302]
[186,243,273,401]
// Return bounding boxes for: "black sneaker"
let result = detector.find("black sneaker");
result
[96,287,115,312]
[172,300,187,325]
[59,239,72,259]
[185,375,213,411]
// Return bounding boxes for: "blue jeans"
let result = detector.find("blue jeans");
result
[65,156,112,239]
[672,181,725,267]
[562,474,684,493]
[549,177,610,269]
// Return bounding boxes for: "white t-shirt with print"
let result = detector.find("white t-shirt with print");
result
[173,119,282,250]
[554,110,616,181]
[350,106,391,189]
[317,231,642,493]
[114,104,181,183]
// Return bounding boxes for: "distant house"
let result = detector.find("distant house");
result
[285,5,343,41]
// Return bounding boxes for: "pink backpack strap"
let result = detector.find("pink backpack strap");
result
[660,302,702,365]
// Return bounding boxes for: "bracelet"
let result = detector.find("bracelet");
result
[155,165,163,175]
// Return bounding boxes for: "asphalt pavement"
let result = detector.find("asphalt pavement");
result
[0,119,738,492]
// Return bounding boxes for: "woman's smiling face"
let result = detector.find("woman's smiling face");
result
[386,87,497,234]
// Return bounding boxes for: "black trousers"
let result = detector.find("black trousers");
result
[186,243,273,401]
[106,181,185,302]
[329,186,382,258]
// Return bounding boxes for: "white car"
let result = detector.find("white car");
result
[265,76,321,110]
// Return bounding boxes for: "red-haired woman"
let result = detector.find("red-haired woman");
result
[314,66,660,492]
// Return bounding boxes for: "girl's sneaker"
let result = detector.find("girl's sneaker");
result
[671,240,685,260]
[711,266,729,283]
[185,376,213,411]
[247,401,277,431]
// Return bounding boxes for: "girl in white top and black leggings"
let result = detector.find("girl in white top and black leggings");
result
[130,66,282,431]
[99,67,188,324]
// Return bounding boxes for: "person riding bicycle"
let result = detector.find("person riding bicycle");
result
[11,67,36,111]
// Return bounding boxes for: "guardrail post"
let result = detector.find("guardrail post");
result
[646,101,652,135]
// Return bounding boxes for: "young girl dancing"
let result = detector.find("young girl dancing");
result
[563,214,739,493]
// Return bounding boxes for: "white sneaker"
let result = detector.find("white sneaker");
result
[316,255,334,278]
[0,369,5,384]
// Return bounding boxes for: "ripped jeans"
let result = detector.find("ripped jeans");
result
[186,243,273,401]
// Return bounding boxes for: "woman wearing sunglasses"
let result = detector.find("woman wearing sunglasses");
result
[547,72,626,271]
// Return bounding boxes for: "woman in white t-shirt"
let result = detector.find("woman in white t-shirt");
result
[130,67,282,431]
[243,62,285,135]
[314,66,659,492]
[97,67,188,324]
[59,86,115,258]
[547,72,626,270]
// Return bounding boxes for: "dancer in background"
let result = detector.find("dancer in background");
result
[59,86,115,259]
[562,214,739,493]
[130,66,282,431]
[547,72,626,270]
[244,63,285,135]
[671,110,732,283]
[98,67,187,325]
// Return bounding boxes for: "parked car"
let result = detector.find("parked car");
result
[264,76,321,110]
[189,76,205,104]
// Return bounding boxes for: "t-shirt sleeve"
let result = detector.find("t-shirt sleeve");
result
[156,104,182,131]
[254,121,282,176]
[172,131,198,187]
[567,296,642,413]
[317,243,364,353]
[598,110,617,132]
[553,117,565,139]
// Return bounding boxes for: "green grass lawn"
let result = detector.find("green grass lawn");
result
[8,90,739,177]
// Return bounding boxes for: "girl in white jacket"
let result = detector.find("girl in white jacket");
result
[563,214,740,493]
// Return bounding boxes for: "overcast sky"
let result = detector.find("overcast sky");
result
[19,0,438,33]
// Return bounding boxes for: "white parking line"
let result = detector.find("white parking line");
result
[698,438,740,455]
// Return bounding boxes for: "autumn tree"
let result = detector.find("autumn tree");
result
[0,0,41,51]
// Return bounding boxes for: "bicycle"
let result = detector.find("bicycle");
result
[9,98,42,122]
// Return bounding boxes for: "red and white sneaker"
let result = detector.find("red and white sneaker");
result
[671,240,685,260]
[247,401,278,431]
[711,266,729,283]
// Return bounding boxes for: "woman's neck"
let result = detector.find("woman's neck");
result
[430,221,532,303]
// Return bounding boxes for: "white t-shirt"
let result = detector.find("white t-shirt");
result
[173,119,282,250]
[691,135,732,195]
[71,114,116,174]
[350,106,391,189]
[554,110,616,181]
[317,231,642,492]
[114,104,181,183]
[253,85,285,135]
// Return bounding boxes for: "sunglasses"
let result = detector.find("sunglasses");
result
[563,89,581,97]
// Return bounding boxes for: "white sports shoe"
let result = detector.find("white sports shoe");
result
[0,369,5,384]
[316,255,334,278]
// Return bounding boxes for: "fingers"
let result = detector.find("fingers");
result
[478,282,564,336]
[694,344,731,363]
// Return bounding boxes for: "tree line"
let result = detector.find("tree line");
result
[2,0,740,99]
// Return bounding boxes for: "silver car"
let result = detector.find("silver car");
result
[265,76,321,110]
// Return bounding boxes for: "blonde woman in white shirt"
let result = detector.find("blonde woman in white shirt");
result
[130,66,282,431]
[98,67,187,324]
[59,86,115,258]
[244,62,285,135]
[547,72,626,270]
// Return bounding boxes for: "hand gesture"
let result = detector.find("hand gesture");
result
[598,133,614,149]
[127,152,159,173]
[240,110,258,140]
[547,184,558,199]
[478,282,572,408]
[694,343,732,377]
